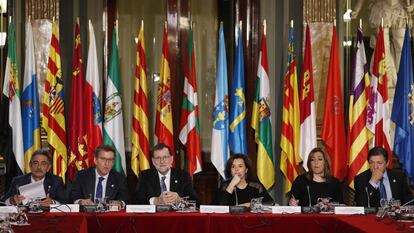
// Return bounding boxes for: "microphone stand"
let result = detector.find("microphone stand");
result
[364,187,377,214]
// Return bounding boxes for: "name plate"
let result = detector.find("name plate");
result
[199,205,229,213]
[0,206,18,213]
[126,205,156,213]
[50,204,79,213]
[334,206,364,215]
[272,206,301,214]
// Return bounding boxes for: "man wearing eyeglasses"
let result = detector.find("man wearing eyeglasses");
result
[134,143,199,205]
[69,144,128,205]
[0,149,67,207]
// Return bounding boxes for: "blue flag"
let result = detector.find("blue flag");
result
[229,25,247,155]
[22,21,41,173]
[391,23,414,183]
[211,23,230,178]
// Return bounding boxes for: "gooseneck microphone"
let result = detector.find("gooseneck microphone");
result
[234,187,239,206]
[364,186,377,214]
[301,185,320,214]
[402,198,414,207]
[365,187,371,208]
[307,185,312,207]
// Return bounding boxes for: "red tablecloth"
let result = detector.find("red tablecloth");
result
[10,211,414,233]
[12,212,88,233]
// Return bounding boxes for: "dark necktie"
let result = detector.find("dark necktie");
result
[379,178,387,200]
[96,177,105,199]
[161,176,167,193]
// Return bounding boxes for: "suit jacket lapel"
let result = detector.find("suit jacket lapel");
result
[170,169,178,192]
[87,168,96,199]
[151,169,161,194]
[105,171,115,199]
[387,170,398,198]
[43,173,52,194]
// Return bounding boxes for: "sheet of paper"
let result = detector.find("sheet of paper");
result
[18,181,46,204]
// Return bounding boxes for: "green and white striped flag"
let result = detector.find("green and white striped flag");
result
[103,26,126,175]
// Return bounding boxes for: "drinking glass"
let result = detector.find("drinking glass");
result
[250,197,263,213]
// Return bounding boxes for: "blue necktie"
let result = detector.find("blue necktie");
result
[96,177,105,199]
[379,178,387,200]
[161,176,167,193]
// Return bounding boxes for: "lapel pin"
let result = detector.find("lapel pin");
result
[393,179,396,183]
[111,184,115,187]
[174,180,178,184]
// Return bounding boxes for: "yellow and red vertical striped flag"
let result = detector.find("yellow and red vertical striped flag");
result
[347,27,372,188]
[131,22,150,176]
[155,23,175,157]
[42,19,68,182]
[280,21,301,192]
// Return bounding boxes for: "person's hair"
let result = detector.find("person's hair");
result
[224,154,253,180]
[367,146,388,163]
[305,147,333,182]
[94,144,116,158]
[30,149,51,164]
[150,143,172,158]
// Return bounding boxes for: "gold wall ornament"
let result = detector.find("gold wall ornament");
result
[303,0,336,23]
[26,0,59,20]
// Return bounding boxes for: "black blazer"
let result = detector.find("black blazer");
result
[134,168,199,204]
[69,167,128,203]
[354,169,413,207]
[0,173,67,204]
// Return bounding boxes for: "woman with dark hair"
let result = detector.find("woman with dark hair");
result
[213,154,273,206]
[289,147,343,206]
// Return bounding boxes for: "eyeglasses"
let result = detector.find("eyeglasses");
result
[152,156,171,162]
[98,157,115,163]
[30,161,49,167]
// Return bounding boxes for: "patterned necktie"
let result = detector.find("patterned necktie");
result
[161,176,167,193]
[96,177,105,199]
[379,178,387,200]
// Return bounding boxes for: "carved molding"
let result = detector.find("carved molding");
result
[303,0,336,23]
[26,0,59,20]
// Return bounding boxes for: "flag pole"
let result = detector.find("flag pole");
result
[359,18,362,30]
[263,19,266,36]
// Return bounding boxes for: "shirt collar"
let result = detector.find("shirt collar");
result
[31,175,45,183]
[95,169,110,179]
[157,169,171,180]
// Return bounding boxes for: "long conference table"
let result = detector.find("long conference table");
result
[11,211,414,233]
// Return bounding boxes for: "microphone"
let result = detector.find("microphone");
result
[301,185,320,214]
[234,187,239,206]
[364,187,377,214]
[401,198,414,207]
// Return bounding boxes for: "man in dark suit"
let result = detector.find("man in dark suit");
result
[1,149,67,207]
[355,146,413,207]
[69,144,128,205]
[135,143,199,205]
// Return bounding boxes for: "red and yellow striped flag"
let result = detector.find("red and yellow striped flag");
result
[42,20,68,182]
[280,22,300,192]
[131,22,150,176]
[155,24,175,157]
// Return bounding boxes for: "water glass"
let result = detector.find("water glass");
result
[187,200,197,212]
[250,197,263,213]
